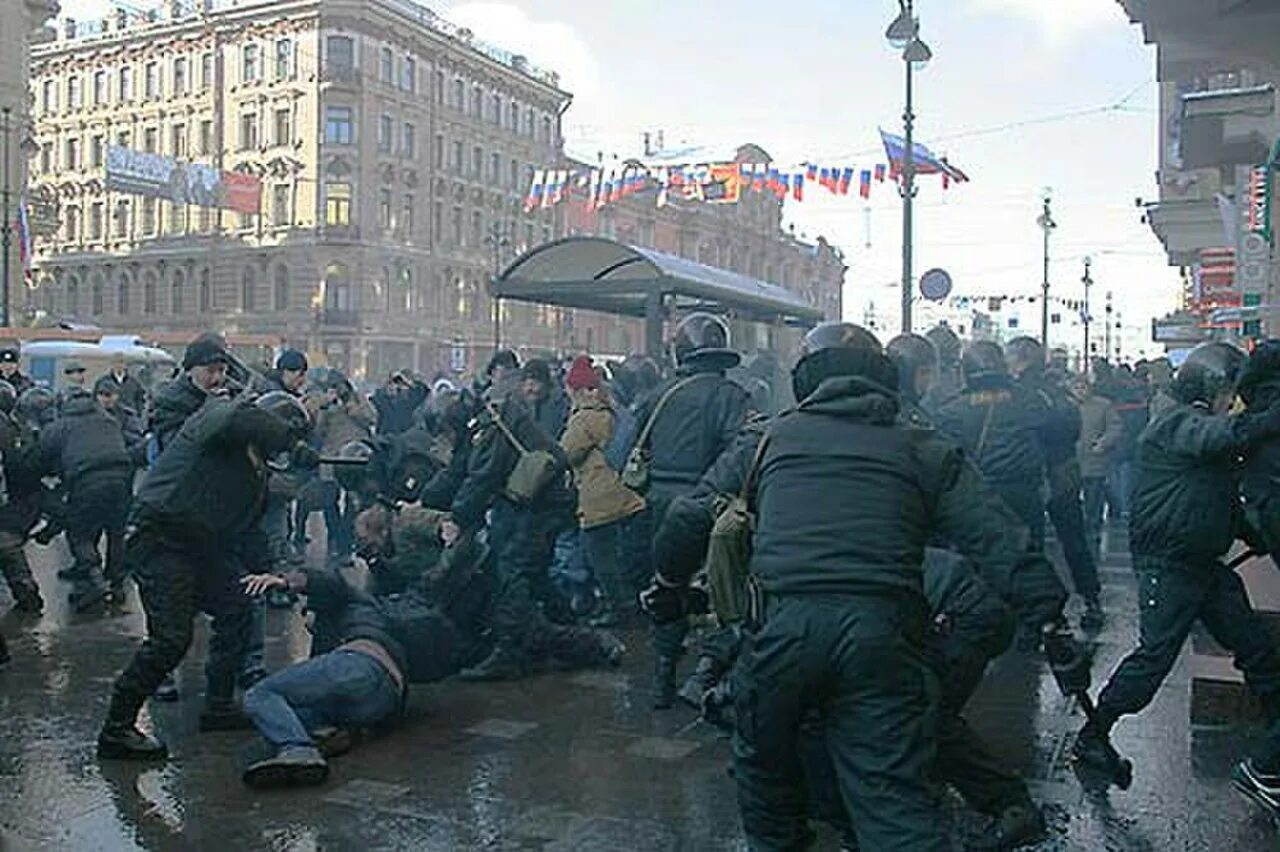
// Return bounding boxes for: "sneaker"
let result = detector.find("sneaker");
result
[457,646,529,682]
[312,726,354,758]
[242,745,329,789]
[1072,720,1133,788]
[97,725,168,760]
[199,705,254,732]
[11,583,44,614]
[1234,759,1280,816]
[970,802,1047,849]
[153,674,180,702]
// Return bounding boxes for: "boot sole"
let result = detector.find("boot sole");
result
[1233,772,1280,818]
[97,742,168,761]
[244,761,329,789]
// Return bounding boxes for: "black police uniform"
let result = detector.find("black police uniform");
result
[1090,400,1280,761]
[39,393,136,596]
[450,391,607,677]
[100,397,301,750]
[734,375,1028,851]
[0,409,43,611]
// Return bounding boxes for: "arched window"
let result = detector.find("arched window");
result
[91,273,105,315]
[376,265,391,311]
[171,270,185,314]
[38,276,54,313]
[397,266,412,313]
[143,271,158,315]
[324,262,351,311]
[198,268,211,312]
[116,273,131,315]
[66,275,81,315]
[241,266,257,311]
[273,265,289,311]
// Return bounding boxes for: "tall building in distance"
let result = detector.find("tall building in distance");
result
[28,0,844,377]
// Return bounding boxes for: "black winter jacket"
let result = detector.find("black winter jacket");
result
[934,375,1046,489]
[150,373,208,452]
[39,394,134,487]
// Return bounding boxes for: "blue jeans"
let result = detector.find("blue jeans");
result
[243,649,402,749]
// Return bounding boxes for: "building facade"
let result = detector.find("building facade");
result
[29,0,844,378]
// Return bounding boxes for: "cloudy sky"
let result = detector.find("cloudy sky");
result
[59,0,1175,357]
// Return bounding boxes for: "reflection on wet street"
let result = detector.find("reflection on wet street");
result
[1,527,1276,850]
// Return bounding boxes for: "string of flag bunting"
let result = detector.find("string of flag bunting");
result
[524,130,970,212]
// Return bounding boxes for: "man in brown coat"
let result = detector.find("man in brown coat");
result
[1072,375,1123,558]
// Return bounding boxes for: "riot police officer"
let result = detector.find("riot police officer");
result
[0,380,43,614]
[631,312,747,707]
[731,323,1040,851]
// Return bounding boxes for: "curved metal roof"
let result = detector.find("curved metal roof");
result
[493,236,824,326]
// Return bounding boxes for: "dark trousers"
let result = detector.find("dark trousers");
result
[320,481,356,556]
[733,594,947,852]
[66,477,130,585]
[489,502,602,666]
[262,492,296,566]
[997,485,1045,553]
[1046,486,1101,601]
[244,649,401,749]
[105,531,252,728]
[1082,476,1108,550]
[0,528,37,597]
[1098,558,1280,770]
[582,512,647,616]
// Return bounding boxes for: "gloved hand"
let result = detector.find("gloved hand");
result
[639,579,686,624]
[290,441,321,470]
[1042,622,1091,696]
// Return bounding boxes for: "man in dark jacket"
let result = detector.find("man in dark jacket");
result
[936,341,1048,548]
[96,391,317,760]
[1075,343,1280,809]
[372,370,428,435]
[95,376,147,464]
[100,354,148,413]
[40,388,137,608]
[447,366,621,682]
[721,323,1047,851]
[0,380,44,614]
[0,348,34,396]
[631,312,748,707]
[151,334,231,452]
[1239,340,1280,564]
[1006,336,1103,630]
[520,358,569,439]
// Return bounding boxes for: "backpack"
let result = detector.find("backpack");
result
[704,425,773,627]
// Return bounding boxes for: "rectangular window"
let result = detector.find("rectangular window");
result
[509,101,519,132]
[272,184,290,225]
[142,198,157,235]
[114,200,129,237]
[145,62,160,99]
[243,44,260,82]
[380,47,394,83]
[524,108,534,136]
[42,80,56,113]
[452,141,463,174]
[68,76,82,109]
[434,70,444,104]
[434,133,444,168]
[90,135,104,168]
[90,202,104,240]
[239,113,258,150]
[93,71,107,105]
[378,114,392,152]
[325,106,353,144]
[116,130,131,149]
[378,189,392,230]
[274,108,291,147]
[472,146,482,179]
[275,39,293,79]
[401,194,414,237]
[171,124,187,158]
[174,57,188,95]
[199,120,213,155]
[453,79,464,110]
[64,205,79,242]
[39,143,51,174]
[402,122,415,158]
[143,127,158,154]
[402,56,416,92]
[170,202,186,232]
[326,35,354,73]
[65,137,80,170]
[490,152,500,185]
[471,210,482,247]
[510,158,520,190]
[119,67,133,102]
[200,52,213,89]
[450,206,462,245]
[471,86,482,118]
[491,93,501,125]
[432,200,442,242]
[325,181,352,225]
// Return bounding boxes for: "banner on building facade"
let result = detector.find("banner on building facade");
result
[105,146,262,214]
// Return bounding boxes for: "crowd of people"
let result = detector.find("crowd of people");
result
[3,316,1280,850]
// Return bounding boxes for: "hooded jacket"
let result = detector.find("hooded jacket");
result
[560,395,645,529]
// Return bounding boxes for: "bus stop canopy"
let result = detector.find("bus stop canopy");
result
[492,236,825,355]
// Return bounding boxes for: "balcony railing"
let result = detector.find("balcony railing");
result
[320,63,362,86]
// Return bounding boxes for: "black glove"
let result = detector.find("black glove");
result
[1042,622,1091,696]
[639,580,686,624]
[290,441,321,470]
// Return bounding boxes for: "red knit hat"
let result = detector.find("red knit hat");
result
[565,355,600,391]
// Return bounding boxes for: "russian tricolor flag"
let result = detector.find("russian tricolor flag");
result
[858,169,872,199]
[525,169,546,212]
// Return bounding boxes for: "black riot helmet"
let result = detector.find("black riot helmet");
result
[1170,341,1246,409]
[961,340,1008,386]
[886,333,939,404]
[255,390,312,439]
[1239,339,1280,407]
[0,380,15,416]
[15,386,56,427]
[1004,336,1045,377]
[333,439,381,496]
[791,322,897,402]
[925,324,963,366]
[670,312,740,370]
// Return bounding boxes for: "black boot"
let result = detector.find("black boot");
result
[653,656,679,710]
[70,579,109,613]
[971,801,1047,849]
[97,725,169,760]
[199,703,254,732]
[11,581,44,614]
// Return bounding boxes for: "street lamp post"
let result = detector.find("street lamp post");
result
[2,107,12,330]
[484,221,512,349]
[1036,194,1056,353]
[1082,256,1093,373]
[886,1,931,333]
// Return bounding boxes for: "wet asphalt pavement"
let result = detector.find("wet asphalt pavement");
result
[2,524,1279,851]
